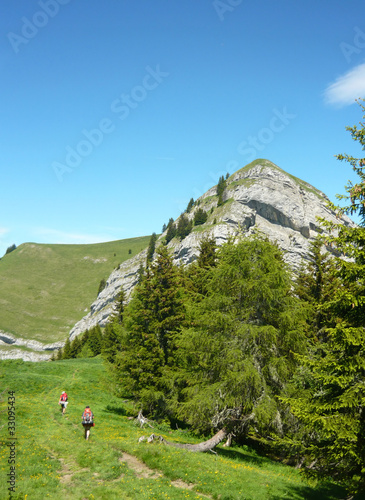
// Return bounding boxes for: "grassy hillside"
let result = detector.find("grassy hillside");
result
[0,357,347,499]
[0,237,151,343]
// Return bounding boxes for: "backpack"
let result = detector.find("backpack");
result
[60,393,68,402]
[82,408,93,424]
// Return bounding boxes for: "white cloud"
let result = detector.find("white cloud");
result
[324,63,365,107]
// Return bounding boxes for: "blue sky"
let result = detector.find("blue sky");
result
[1,0,365,257]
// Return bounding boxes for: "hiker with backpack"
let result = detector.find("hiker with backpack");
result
[81,406,94,440]
[59,391,68,415]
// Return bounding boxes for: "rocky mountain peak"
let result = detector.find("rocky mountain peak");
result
[69,159,354,340]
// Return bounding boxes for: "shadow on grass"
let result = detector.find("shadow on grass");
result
[104,404,127,416]
[217,445,275,468]
[269,481,347,500]
[216,447,347,499]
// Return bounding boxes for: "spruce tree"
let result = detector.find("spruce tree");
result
[69,335,82,358]
[217,175,226,206]
[62,337,72,359]
[102,320,122,364]
[193,207,208,226]
[176,214,192,240]
[98,278,107,296]
[294,236,338,336]
[165,218,176,244]
[146,232,158,265]
[186,197,195,213]
[286,100,365,497]
[113,245,185,415]
[88,325,103,356]
[176,236,307,436]
[112,288,125,324]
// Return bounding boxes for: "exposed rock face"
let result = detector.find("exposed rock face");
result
[69,160,355,340]
[0,331,63,361]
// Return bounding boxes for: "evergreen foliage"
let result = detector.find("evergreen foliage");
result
[112,288,125,324]
[88,325,103,356]
[69,335,82,358]
[109,245,185,415]
[5,244,17,255]
[146,232,158,265]
[186,197,195,213]
[285,100,365,497]
[193,207,208,226]
[137,263,145,284]
[165,218,176,244]
[102,320,122,364]
[176,214,192,240]
[294,237,338,336]
[175,236,307,436]
[62,337,72,359]
[98,277,107,296]
[217,175,226,206]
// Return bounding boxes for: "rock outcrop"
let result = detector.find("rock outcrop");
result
[0,331,63,361]
[69,160,355,340]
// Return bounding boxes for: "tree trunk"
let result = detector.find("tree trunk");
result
[160,427,228,453]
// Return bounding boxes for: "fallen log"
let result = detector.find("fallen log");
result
[143,428,228,453]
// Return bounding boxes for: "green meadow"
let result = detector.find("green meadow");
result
[0,237,151,343]
[0,357,347,500]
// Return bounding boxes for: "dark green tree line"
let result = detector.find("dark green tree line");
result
[285,100,365,497]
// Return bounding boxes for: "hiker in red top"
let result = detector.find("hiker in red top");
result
[81,406,94,440]
[58,391,68,415]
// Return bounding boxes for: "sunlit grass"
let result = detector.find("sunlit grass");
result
[0,357,348,499]
[0,236,151,343]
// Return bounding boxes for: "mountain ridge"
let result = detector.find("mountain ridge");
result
[69,159,355,341]
[0,159,355,359]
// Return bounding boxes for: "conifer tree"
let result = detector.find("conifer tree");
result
[88,325,103,356]
[286,100,365,497]
[113,245,185,415]
[176,236,307,436]
[137,264,145,284]
[176,214,192,240]
[185,236,218,298]
[102,320,122,364]
[112,288,125,324]
[146,232,158,266]
[69,335,82,358]
[294,236,337,336]
[217,175,226,206]
[186,197,195,213]
[196,235,217,269]
[98,278,107,296]
[62,337,72,359]
[193,207,208,226]
[165,218,176,244]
